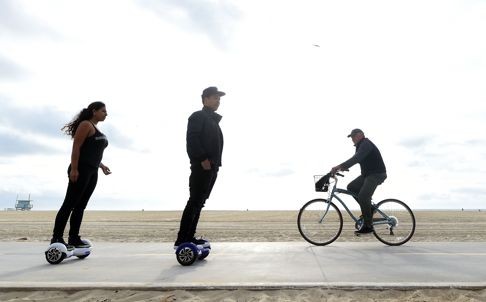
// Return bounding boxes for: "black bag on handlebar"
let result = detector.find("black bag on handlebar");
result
[315,173,331,192]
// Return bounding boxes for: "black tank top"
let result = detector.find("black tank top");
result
[78,122,108,168]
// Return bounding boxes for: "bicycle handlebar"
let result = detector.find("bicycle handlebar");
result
[330,172,344,178]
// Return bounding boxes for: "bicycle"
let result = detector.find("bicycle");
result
[297,173,415,246]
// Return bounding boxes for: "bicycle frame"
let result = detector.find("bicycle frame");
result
[321,175,391,226]
[300,174,415,246]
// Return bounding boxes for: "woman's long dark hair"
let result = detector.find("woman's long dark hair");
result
[62,102,105,138]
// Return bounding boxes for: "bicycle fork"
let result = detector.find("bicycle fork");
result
[318,201,333,224]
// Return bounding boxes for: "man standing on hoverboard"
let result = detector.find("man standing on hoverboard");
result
[331,129,387,235]
[174,87,225,248]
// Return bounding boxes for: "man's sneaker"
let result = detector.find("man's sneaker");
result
[50,237,74,250]
[173,237,210,249]
[191,237,210,248]
[354,225,374,235]
[68,236,91,248]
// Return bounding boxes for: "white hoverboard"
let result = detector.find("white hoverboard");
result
[45,239,92,264]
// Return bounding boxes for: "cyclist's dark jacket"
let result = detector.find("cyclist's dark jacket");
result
[186,107,223,167]
[340,138,386,177]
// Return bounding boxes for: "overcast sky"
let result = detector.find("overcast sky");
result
[1,0,485,211]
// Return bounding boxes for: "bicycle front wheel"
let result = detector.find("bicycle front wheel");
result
[373,199,416,246]
[297,199,343,246]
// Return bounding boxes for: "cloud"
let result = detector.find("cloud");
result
[398,135,486,172]
[0,0,57,37]
[465,139,486,147]
[0,97,133,150]
[399,136,434,149]
[263,168,295,178]
[418,186,486,210]
[0,54,24,79]
[452,186,486,196]
[138,0,241,49]
[0,131,57,157]
[0,97,66,138]
[102,124,135,149]
[245,166,296,178]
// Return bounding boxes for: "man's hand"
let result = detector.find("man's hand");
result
[330,165,341,175]
[201,159,212,170]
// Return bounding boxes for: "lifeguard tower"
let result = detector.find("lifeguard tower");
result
[15,194,33,211]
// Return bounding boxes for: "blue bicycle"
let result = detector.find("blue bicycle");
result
[297,173,415,246]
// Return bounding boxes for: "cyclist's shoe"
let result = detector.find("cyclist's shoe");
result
[354,225,374,235]
[50,237,74,250]
[68,236,91,248]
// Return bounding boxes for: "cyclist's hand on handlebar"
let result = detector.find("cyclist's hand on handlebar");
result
[330,165,341,175]
[330,165,349,175]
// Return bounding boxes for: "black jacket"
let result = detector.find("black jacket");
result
[340,138,386,177]
[186,107,224,167]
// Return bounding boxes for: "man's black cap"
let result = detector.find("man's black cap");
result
[202,86,226,98]
[347,128,364,137]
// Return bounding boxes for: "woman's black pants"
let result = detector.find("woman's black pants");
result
[52,165,98,239]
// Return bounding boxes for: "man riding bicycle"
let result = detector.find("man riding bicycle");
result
[331,129,387,235]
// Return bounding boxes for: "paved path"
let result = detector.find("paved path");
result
[0,242,485,290]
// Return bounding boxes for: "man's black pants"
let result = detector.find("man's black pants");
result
[53,165,98,239]
[177,165,218,243]
[347,173,387,228]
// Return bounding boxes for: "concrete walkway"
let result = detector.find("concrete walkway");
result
[0,242,485,290]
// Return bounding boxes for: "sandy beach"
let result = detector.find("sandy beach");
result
[1,288,486,302]
[1,210,485,301]
[1,210,485,243]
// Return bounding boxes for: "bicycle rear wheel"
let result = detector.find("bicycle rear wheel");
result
[297,199,343,246]
[373,199,415,246]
